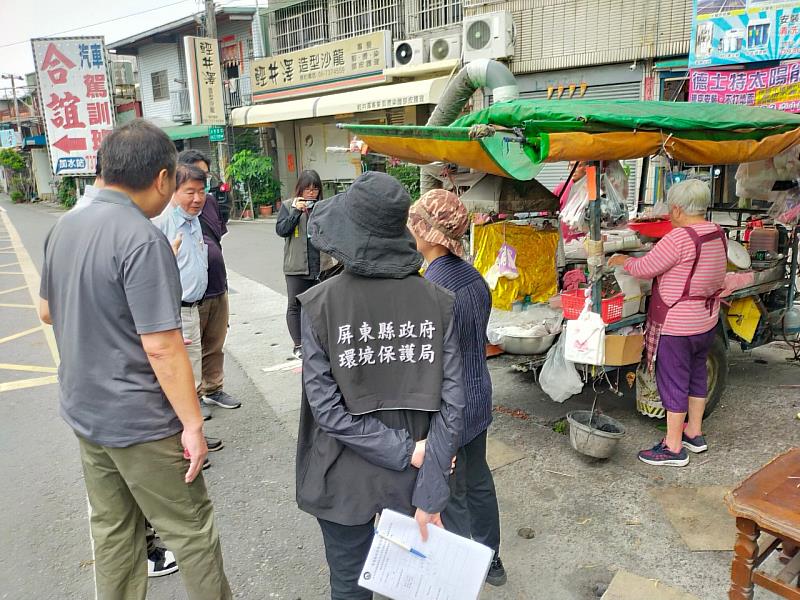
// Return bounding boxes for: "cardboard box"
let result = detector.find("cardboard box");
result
[604,333,644,366]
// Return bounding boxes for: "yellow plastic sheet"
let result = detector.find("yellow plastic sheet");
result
[726,297,761,343]
[472,222,558,310]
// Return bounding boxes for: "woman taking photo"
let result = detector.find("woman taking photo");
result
[276,170,323,359]
[608,179,727,467]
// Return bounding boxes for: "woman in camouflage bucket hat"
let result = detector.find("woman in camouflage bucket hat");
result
[407,189,469,258]
[408,188,508,587]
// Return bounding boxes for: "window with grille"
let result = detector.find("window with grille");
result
[331,0,404,41]
[271,0,329,54]
[151,70,169,101]
[407,0,462,34]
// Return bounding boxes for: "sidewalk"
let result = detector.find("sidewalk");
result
[224,267,797,599]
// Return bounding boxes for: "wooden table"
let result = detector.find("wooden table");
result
[726,448,800,599]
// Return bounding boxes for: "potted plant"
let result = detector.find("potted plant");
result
[225,150,281,219]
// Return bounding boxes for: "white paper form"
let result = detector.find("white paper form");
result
[358,509,494,600]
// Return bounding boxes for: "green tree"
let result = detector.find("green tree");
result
[0,148,26,172]
[225,149,281,207]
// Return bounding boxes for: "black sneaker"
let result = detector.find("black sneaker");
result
[203,390,241,410]
[205,436,224,452]
[202,457,211,470]
[486,555,507,586]
[292,345,303,360]
[682,431,708,454]
[147,547,178,578]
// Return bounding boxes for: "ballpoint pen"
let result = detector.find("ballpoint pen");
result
[374,529,428,559]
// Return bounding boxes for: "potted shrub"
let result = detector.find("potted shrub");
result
[225,150,281,219]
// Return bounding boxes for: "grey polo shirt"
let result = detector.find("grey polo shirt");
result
[40,188,185,447]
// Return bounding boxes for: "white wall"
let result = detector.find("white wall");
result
[137,42,184,122]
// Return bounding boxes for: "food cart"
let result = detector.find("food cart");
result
[338,99,800,417]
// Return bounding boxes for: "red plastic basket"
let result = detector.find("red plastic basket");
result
[560,289,624,324]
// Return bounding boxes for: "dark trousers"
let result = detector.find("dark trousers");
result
[285,275,317,346]
[317,518,374,600]
[441,430,501,554]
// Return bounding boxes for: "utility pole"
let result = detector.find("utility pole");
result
[205,0,217,40]
[1,74,23,146]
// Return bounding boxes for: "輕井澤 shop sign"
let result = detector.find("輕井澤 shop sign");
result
[31,37,114,176]
[689,62,800,111]
[690,0,800,68]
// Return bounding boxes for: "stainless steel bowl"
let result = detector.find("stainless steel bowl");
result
[499,333,558,355]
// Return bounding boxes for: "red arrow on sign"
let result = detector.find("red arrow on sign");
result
[52,135,87,153]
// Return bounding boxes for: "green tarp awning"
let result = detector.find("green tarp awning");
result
[161,124,210,141]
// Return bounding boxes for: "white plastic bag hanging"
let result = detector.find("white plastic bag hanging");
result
[564,297,606,366]
[560,177,591,233]
[539,333,584,403]
[494,242,519,279]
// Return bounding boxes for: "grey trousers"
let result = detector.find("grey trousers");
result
[441,430,502,554]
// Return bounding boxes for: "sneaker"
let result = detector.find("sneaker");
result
[203,390,241,410]
[205,436,224,452]
[202,457,211,470]
[638,440,690,467]
[147,547,179,578]
[682,431,708,454]
[486,555,507,587]
[200,401,212,421]
[292,345,303,360]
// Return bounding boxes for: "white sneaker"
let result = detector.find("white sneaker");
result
[147,547,179,577]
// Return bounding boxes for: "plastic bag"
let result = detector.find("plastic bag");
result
[564,303,606,366]
[598,172,629,229]
[539,333,584,403]
[772,144,800,180]
[735,159,778,200]
[603,160,629,202]
[494,243,519,279]
[560,177,591,234]
[767,187,800,225]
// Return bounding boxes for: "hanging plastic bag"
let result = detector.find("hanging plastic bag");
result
[598,173,629,229]
[564,298,606,365]
[539,333,584,403]
[602,160,629,203]
[767,186,800,226]
[735,159,778,200]
[561,177,591,234]
[494,242,519,280]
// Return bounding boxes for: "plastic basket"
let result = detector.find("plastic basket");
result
[560,289,624,324]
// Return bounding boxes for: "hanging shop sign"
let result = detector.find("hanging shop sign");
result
[250,31,391,103]
[185,36,226,126]
[689,62,800,111]
[690,0,800,68]
[31,36,115,176]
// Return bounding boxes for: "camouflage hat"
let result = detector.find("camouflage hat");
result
[407,189,469,257]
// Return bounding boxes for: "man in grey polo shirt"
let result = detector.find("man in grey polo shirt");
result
[39,119,231,600]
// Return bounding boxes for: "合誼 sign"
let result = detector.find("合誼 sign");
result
[690,0,800,68]
[250,31,391,103]
[185,36,226,126]
[689,62,800,111]
[31,37,115,176]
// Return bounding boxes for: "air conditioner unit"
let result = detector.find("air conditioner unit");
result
[111,61,135,86]
[393,38,428,67]
[463,11,514,61]
[430,35,461,62]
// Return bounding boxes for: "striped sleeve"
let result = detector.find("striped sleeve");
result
[624,234,682,279]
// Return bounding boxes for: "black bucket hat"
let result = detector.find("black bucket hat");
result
[308,171,423,279]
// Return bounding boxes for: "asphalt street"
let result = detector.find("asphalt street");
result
[1,197,798,600]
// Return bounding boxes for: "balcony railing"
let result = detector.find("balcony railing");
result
[171,88,191,122]
[224,76,252,110]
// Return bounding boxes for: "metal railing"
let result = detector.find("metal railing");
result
[224,76,252,110]
[171,88,191,122]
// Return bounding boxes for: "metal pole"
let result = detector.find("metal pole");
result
[591,161,603,313]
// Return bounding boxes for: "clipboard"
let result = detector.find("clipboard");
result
[358,509,494,600]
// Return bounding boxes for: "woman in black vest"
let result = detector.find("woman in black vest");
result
[276,170,323,359]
